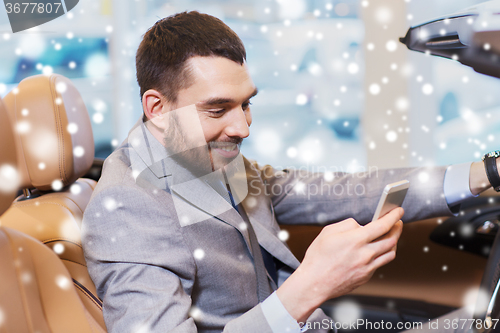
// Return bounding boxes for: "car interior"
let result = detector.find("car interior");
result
[1,4,500,333]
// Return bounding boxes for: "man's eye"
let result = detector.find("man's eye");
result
[208,109,225,117]
[242,102,252,110]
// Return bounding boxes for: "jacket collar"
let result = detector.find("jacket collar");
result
[127,116,299,269]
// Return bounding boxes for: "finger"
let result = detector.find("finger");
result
[372,219,403,243]
[367,248,396,271]
[359,207,404,243]
[366,220,403,258]
[391,220,403,251]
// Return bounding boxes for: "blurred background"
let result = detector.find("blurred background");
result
[0,0,499,171]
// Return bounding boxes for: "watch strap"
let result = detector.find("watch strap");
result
[484,152,500,192]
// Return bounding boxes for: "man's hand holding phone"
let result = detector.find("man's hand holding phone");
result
[276,208,405,324]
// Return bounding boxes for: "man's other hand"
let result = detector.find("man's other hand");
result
[276,207,404,324]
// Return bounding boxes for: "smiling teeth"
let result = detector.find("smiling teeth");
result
[220,146,236,152]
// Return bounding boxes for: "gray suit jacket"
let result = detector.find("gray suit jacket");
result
[82,119,456,333]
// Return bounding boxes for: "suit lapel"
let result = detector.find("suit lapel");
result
[168,171,252,250]
[128,117,300,269]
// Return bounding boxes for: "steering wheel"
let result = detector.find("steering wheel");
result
[474,216,500,333]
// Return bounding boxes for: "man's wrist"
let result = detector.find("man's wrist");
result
[469,160,492,196]
[275,266,324,324]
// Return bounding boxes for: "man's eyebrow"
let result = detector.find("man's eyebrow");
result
[198,88,259,106]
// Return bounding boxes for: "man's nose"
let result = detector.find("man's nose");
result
[225,108,250,138]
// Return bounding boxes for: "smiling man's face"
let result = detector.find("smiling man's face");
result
[171,56,257,171]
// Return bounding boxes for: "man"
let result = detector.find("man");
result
[82,11,497,333]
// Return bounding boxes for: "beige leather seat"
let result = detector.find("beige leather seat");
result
[1,75,106,331]
[0,95,104,333]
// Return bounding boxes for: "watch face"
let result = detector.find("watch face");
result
[484,151,500,160]
[490,151,500,158]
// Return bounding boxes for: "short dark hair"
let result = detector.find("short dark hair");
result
[136,11,247,105]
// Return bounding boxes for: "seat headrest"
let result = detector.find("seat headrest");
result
[4,74,94,192]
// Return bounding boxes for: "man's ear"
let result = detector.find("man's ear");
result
[142,89,175,130]
[142,89,166,121]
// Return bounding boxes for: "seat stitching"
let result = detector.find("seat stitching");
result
[73,283,103,310]
[60,257,87,268]
[13,201,74,210]
[50,76,67,183]
[63,180,95,214]
[4,231,37,331]
[43,238,82,248]
[72,279,103,309]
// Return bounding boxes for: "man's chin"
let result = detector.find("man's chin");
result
[210,147,240,170]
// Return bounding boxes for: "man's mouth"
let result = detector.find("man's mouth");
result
[210,142,241,159]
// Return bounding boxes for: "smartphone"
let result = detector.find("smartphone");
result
[372,180,410,221]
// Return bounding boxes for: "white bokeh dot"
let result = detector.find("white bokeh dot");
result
[287,147,298,158]
[52,180,63,191]
[375,6,393,24]
[43,66,53,76]
[296,94,308,105]
[395,97,409,111]
[189,306,203,321]
[53,243,65,254]
[278,230,289,242]
[385,40,397,52]
[419,172,429,183]
[67,122,78,134]
[324,172,334,182]
[73,146,85,157]
[386,131,397,142]
[333,300,362,325]
[347,63,359,74]
[369,84,381,95]
[463,288,489,314]
[246,196,257,208]
[422,83,434,95]
[194,248,205,260]
[93,113,104,124]
[16,121,31,134]
[56,82,67,93]
[103,197,117,212]
[0,164,20,193]
[70,184,82,195]
[56,275,71,290]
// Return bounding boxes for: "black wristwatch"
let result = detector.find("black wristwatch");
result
[482,150,500,192]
